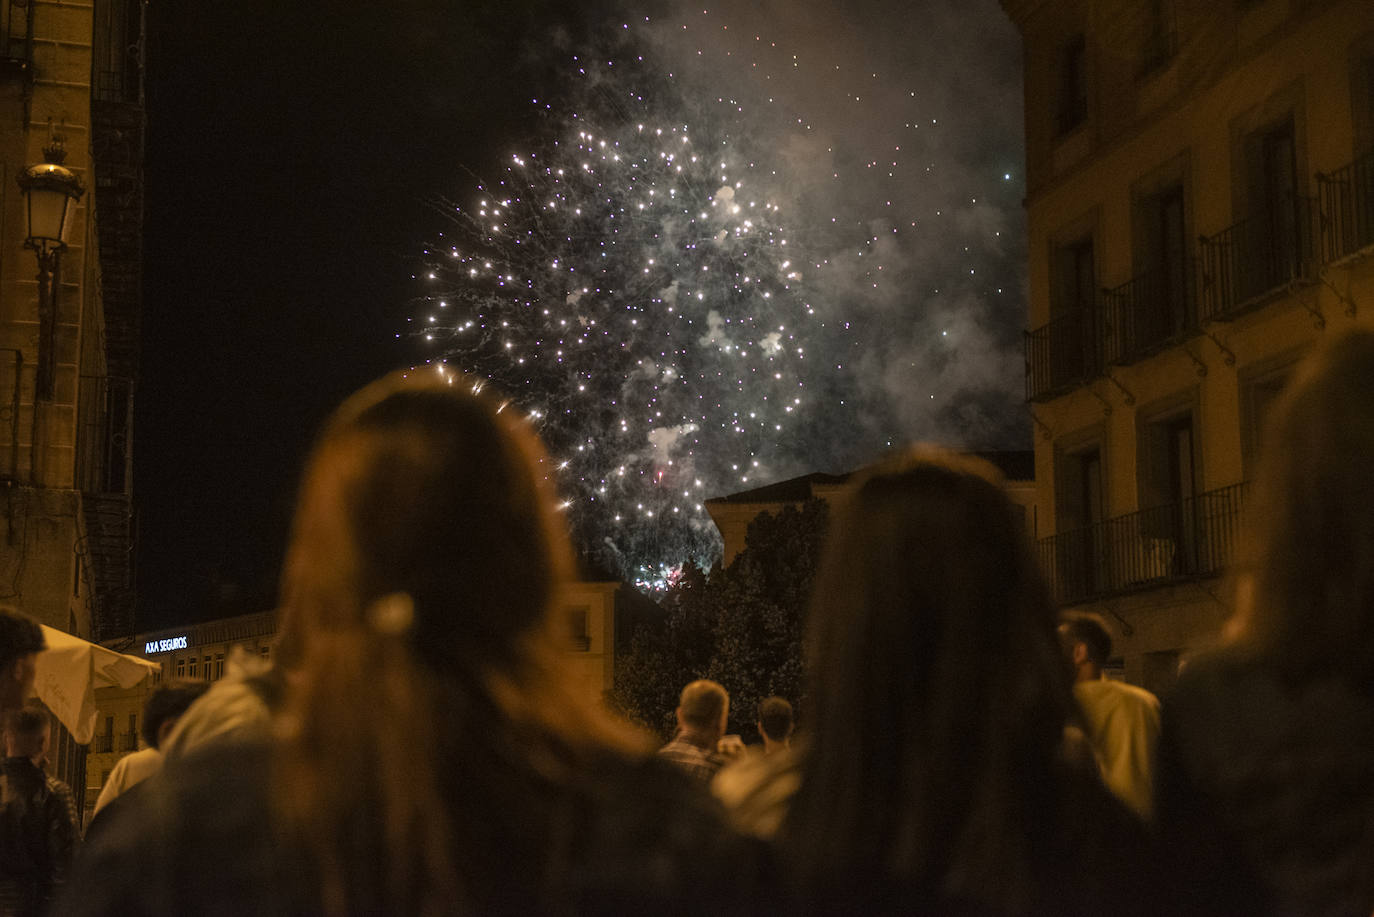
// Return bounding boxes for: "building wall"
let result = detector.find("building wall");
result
[1005,0,1374,689]
[0,0,98,635]
[560,581,619,709]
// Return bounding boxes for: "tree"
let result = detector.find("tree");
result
[609,497,829,741]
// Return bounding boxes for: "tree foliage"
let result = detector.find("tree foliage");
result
[609,498,829,741]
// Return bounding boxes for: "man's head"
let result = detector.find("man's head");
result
[757,696,794,750]
[3,704,51,761]
[1059,612,1112,681]
[676,679,729,743]
[142,679,212,750]
[0,609,45,714]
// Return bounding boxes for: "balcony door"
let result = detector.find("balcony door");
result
[1244,120,1301,296]
[1052,237,1097,388]
[1136,184,1189,349]
[1057,446,1104,600]
[1141,412,1197,576]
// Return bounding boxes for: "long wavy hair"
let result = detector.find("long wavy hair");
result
[1241,329,1374,691]
[779,448,1079,912]
[272,371,642,916]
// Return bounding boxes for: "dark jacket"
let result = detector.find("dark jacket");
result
[1155,651,1374,916]
[0,757,79,917]
[63,738,764,916]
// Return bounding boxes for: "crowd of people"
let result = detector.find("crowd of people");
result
[1,329,1373,915]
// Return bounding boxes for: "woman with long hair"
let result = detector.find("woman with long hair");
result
[65,371,756,916]
[770,448,1151,915]
[1155,330,1374,916]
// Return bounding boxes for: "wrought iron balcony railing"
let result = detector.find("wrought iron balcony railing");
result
[1037,482,1247,607]
[1318,150,1374,264]
[117,731,138,752]
[1099,261,1198,366]
[1199,197,1316,322]
[92,733,114,754]
[1025,307,1100,402]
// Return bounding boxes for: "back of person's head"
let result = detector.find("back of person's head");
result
[1246,330,1374,689]
[783,447,1076,910]
[0,608,44,677]
[1059,612,1112,668]
[0,610,43,714]
[276,371,572,672]
[678,679,729,733]
[141,679,212,749]
[3,704,50,758]
[757,696,793,743]
[273,370,638,914]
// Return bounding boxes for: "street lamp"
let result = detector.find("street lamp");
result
[17,135,84,401]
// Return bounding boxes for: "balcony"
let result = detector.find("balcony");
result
[1037,482,1247,606]
[92,733,114,754]
[1025,308,1100,402]
[117,731,138,752]
[1099,261,1198,365]
[1199,197,1316,322]
[1318,151,1374,264]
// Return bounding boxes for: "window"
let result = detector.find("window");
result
[1054,236,1097,318]
[1049,235,1097,387]
[1133,182,1191,348]
[259,645,271,661]
[1058,446,1105,533]
[1138,408,1198,575]
[1140,0,1177,76]
[175,657,185,678]
[188,656,197,679]
[213,653,225,680]
[1240,117,1303,297]
[567,607,591,652]
[1057,35,1088,135]
[1055,443,1106,600]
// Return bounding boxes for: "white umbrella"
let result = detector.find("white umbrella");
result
[32,625,161,744]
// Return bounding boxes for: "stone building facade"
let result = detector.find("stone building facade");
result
[1001,0,1374,694]
[0,0,146,809]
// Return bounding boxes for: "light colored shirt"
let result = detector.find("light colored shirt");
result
[711,746,800,840]
[1074,677,1161,818]
[91,746,162,816]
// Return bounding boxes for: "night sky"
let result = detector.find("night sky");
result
[135,0,1025,629]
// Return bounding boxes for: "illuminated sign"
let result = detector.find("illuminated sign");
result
[145,636,188,654]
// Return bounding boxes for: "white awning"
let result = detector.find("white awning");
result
[33,625,161,744]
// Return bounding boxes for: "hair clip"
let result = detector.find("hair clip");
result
[365,592,415,636]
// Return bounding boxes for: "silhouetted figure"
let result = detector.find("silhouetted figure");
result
[0,611,44,717]
[771,448,1155,915]
[756,696,794,755]
[91,679,211,818]
[1155,330,1374,916]
[1,705,79,917]
[712,696,800,840]
[1058,612,1160,818]
[658,679,731,783]
[64,371,757,916]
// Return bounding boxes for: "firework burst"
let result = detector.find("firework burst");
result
[415,48,829,587]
